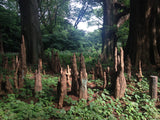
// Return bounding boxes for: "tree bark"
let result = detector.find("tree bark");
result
[102,0,115,61]
[19,0,42,64]
[125,0,160,65]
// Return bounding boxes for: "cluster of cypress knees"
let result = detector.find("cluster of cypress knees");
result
[0,36,158,109]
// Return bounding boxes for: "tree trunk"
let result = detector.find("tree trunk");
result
[102,0,117,62]
[126,0,160,65]
[19,0,42,64]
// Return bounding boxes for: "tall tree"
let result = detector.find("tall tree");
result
[37,0,70,34]
[19,0,42,64]
[102,0,129,61]
[126,0,160,65]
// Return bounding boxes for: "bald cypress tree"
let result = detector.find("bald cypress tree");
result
[126,0,160,65]
[19,0,42,64]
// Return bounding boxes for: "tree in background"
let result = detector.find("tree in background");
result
[0,0,20,53]
[19,0,42,64]
[37,0,70,34]
[101,0,129,62]
[126,0,160,66]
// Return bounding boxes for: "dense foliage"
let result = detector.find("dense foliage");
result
[0,2,21,52]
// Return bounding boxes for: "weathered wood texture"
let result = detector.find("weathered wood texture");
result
[71,53,79,96]
[115,47,126,99]
[58,68,67,108]
[79,54,88,100]
[149,76,158,100]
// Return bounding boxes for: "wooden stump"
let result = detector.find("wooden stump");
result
[71,53,79,96]
[149,76,158,100]
[115,47,126,99]
[136,60,143,82]
[58,68,67,109]
[79,53,88,100]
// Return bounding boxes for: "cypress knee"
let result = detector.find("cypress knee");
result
[71,53,79,96]
[115,47,126,99]
[58,68,67,109]
[79,53,88,100]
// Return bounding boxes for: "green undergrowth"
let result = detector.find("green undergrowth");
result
[44,49,101,71]
[0,73,160,120]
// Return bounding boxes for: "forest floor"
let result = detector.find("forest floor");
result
[0,52,160,120]
[0,70,160,120]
